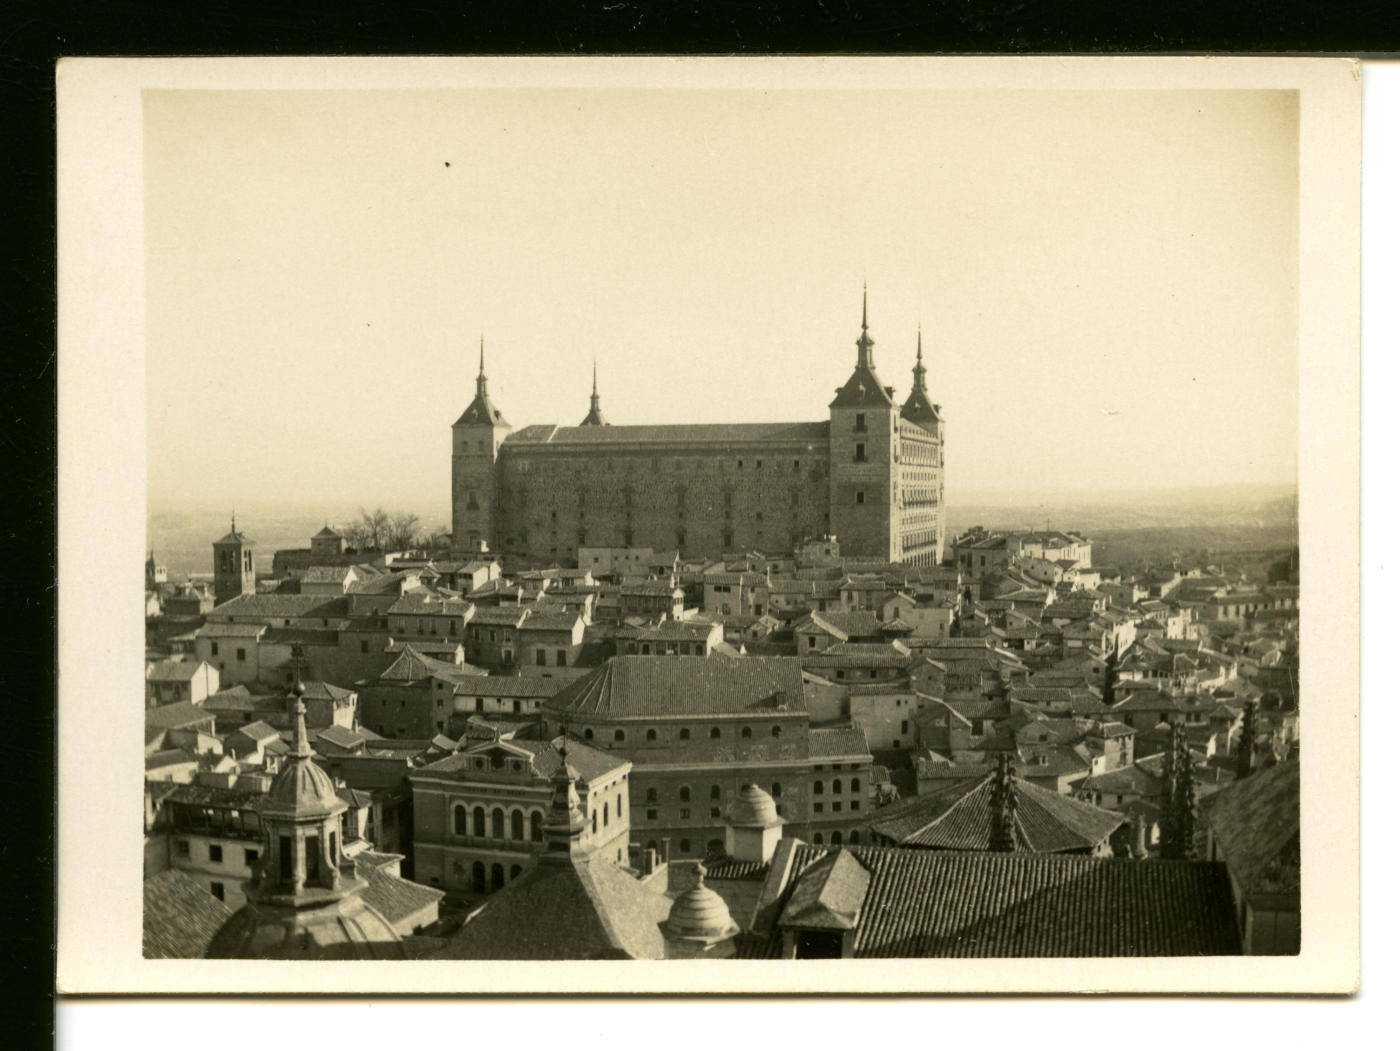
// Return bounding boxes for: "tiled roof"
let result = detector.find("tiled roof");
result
[466,606,530,627]
[145,749,197,771]
[616,620,719,643]
[502,421,831,448]
[301,681,356,702]
[233,720,281,742]
[453,675,563,699]
[868,774,1123,852]
[142,869,234,958]
[802,642,912,668]
[520,611,583,632]
[794,610,885,640]
[440,854,672,959]
[348,571,416,596]
[316,725,368,750]
[388,594,473,616]
[145,702,214,731]
[302,565,354,584]
[371,646,477,684]
[146,658,210,682]
[808,725,872,760]
[779,849,871,930]
[194,622,268,639]
[354,857,444,925]
[1199,760,1299,896]
[747,842,1240,957]
[547,656,806,717]
[417,735,627,785]
[208,594,349,620]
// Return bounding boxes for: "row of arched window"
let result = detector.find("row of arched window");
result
[582,724,785,744]
[641,782,784,806]
[460,860,523,893]
[452,804,544,843]
[812,778,860,795]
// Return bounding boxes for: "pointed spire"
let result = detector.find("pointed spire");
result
[475,336,488,397]
[855,285,875,369]
[579,357,609,425]
[912,324,928,392]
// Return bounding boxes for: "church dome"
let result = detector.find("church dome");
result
[206,893,406,960]
[724,784,782,829]
[262,755,343,817]
[261,682,343,818]
[662,867,738,943]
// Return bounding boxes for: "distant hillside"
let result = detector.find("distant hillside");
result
[945,483,1298,572]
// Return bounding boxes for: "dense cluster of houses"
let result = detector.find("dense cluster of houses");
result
[141,521,1301,960]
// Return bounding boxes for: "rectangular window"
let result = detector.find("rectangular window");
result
[210,642,219,656]
[360,640,369,653]
[244,849,258,868]
[855,413,866,432]
[710,807,721,819]
[855,442,866,462]
[851,801,861,812]
[814,802,824,814]
[556,650,566,666]
[210,881,224,902]
[855,490,865,505]
[176,839,190,858]
[646,809,658,821]
[536,649,546,666]
[236,648,246,662]
[208,844,223,863]
[832,801,842,813]
[679,808,690,820]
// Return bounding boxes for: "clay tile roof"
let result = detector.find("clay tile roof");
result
[1199,760,1299,896]
[440,854,672,959]
[145,702,214,732]
[868,774,1124,852]
[142,869,235,958]
[354,857,445,926]
[808,726,872,759]
[748,842,1240,957]
[547,656,807,718]
[779,849,871,930]
[502,421,831,447]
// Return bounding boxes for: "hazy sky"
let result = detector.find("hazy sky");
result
[145,87,1298,509]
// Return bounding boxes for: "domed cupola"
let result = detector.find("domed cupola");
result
[723,783,785,864]
[660,863,740,959]
[205,683,406,958]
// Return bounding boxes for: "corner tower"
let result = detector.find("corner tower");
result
[213,514,256,607]
[452,339,512,556]
[899,327,947,566]
[828,288,899,560]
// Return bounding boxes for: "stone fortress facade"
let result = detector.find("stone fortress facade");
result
[451,292,946,568]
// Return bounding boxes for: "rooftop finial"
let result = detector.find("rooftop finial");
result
[478,335,485,376]
[292,680,310,758]
[917,323,923,363]
[861,283,868,333]
[231,510,236,533]
[592,358,598,396]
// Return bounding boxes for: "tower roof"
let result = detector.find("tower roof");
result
[830,287,895,410]
[215,513,254,545]
[454,337,510,427]
[260,684,343,819]
[900,325,942,428]
[579,359,609,427]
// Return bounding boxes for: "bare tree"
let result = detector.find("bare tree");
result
[386,512,422,552]
[360,507,390,549]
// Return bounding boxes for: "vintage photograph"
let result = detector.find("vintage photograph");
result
[57,57,1360,993]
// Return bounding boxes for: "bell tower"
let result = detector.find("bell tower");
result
[452,338,512,556]
[212,513,256,607]
[827,288,899,560]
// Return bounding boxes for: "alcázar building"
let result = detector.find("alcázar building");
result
[451,292,946,568]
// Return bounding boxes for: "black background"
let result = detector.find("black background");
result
[9,0,1397,1042]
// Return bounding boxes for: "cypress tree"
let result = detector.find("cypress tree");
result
[1158,726,1180,859]
[1173,724,1198,859]
[1236,699,1258,780]
[1101,646,1119,707]
[988,754,1018,852]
